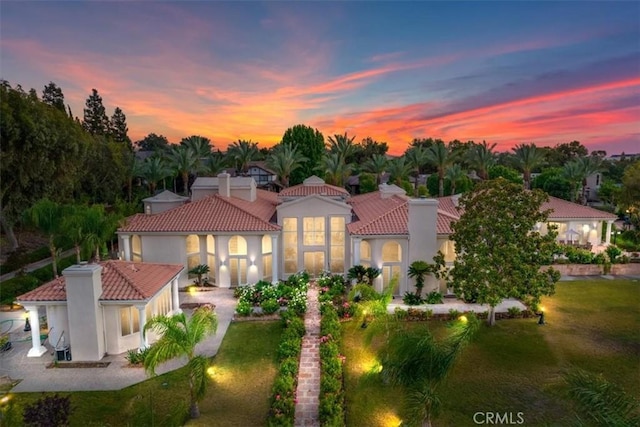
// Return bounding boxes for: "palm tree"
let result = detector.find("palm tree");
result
[407,260,431,297]
[405,146,429,196]
[203,153,227,177]
[363,154,388,185]
[81,204,119,261]
[576,156,603,204]
[228,140,258,175]
[327,132,357,163]
[319,152,351,187]
[445,164,466,196]
[180,135,212,159]
[24,199,66,277]
[142,157,172,195]
[123,154,145,202]
[61,204,89,263]
[266,143,308,188]
[512,143,545,190]
[144,307,218,419]
[169,145,201,196]
[426,142,457,197]
[381,315,479,427]
[387,157,411,186]
[562,160,584,202]
[466,141,496,180]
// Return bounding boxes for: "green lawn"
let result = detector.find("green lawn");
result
[342,278,640,427]
[4,321,283,427]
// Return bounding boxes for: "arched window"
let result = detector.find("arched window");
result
[186,235,200,273]
[381,241,402,286]
[131,235,142,262]
[262,235,272,281]
[228,236,248,286]
[360,240,371,268]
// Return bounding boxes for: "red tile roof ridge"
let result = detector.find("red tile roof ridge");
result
[103,260,146,300]
[212,193,279,229]
[349,200,409,235]
[437,208,459,220]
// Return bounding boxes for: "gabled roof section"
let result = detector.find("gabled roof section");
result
[119,190,279,233]
[543,196,617,220]
[17,261,184,303]
[277,193,351,210]
[279,176,350,198]
[143,190,188,203]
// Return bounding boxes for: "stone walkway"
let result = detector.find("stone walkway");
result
[294,283,321,426]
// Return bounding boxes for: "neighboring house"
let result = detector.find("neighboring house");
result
[228,161,280,191]
[17,261,183,360]
[116,174,618,297]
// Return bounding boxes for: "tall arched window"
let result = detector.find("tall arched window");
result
[360,240,371,268]
[381,241,402,286]
[207,235,216,284]
[186,235,200,274]
[262,235,272,281]
[131,235,142,262]
[229,235,248,287]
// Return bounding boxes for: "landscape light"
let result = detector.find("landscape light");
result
[459,315,468,323]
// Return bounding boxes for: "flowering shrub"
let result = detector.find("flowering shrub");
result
[234,275,309,317]
[319,303,345,426]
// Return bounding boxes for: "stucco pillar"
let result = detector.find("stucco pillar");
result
[199,235,207,266]
[271,235,279,283]
[352,237,362,266]
[25,306,46,357]
[121,235,131,261]
[137,305,148,349]
[171,278,181,314]
[605,220,613,245]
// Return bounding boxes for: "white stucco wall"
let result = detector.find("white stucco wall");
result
[45,305,69,350]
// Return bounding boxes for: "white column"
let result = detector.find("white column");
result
[271,235,279,283]
[122,235,131,261]
[605,220,613,245]
[199,235,207,265]
[137,305,148,349]
[353,237,362,266]
[171,278,181,314]
[25,306,47,357]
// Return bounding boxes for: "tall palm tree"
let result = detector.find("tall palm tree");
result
[466,141,496,180]
[319,152,351,187]
[203,153,227,177]
[144,307,218,419]
[405,146,429,196]
[426,142,457,197]
[563,156,602,204]
[363,154,388,185]
[228,140,258,175]
[24,199,67,277]
[387,157,411,186]
[445,164,466,196]
[81,204,119,261]
[266,143,308,188]
[61,204,89,263]
[512,143,545,190]
[180,135,212,159]
[327,132,357,163]
[169,145,201,196]
[381,315,479,427]
[142,157,172,195]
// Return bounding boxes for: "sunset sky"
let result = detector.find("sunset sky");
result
[1,1,638,155]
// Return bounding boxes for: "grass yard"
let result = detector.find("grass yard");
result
[342,278,640,427]
[3,321,282,427]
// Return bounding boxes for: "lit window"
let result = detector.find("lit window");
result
[263,235,272,281]
[132,235,142,262]
[120,307,140,336]
[382,241,401,262]
[283,218,298,274]
[303,217,325,246]
[330,217,345,273]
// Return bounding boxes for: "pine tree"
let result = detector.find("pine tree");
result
[82,88,110,136]
[110,107,132,150]
[42,82,65,112]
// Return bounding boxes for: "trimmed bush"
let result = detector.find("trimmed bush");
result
[402,292,423,305]
[319,303,346,426]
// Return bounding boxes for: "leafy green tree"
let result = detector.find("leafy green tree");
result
[41,82,65,112]
[227,139,258,175]
[488,165,523,185]
[353,137,388,164]
[405,146,429,196]
[266,143,308,188]
[466,141,496,180]
[79,135,129,204]
[109,107,132,150]
[597,179,620,209]
[24,199,66,277]
[426,174,472,197]
[427,142,457,197]
[381,315,480,427]
[450,178,560,325]
[281,124,325,185]
[134,133,170,152]
[545,140,588,167]
[532,167,572,200]
[363,154,388,185]
[512,143,545,189]
[620,161,640,235]
[142,157,173,194]
[82,88,110,136]
[62,204,90,263]
[144,307,218,419]
[387,157,411,186]
[358,172,377,194]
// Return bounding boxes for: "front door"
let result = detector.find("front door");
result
[303,251,325,277]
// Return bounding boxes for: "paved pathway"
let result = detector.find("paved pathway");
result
[294,283,321,427]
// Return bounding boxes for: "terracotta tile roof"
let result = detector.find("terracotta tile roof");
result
[119,190,279,233]
[543,196,617,220]
[16,261,183,303]
[279,177,350,198]
[348,192,453,235]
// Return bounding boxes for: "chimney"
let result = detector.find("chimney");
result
[218,172,231,197]
[407,198,438,263]
[63,263,105,361]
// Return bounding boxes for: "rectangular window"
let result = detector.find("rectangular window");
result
[263,254,272,280]
[303,217,325,246]
[382,265,401,287]
[230,258,247,287]
[132,308,140,334]
[330,217,345,273]
[283,218,298,274]
[304,251,325,277]
[120,307,140,336]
